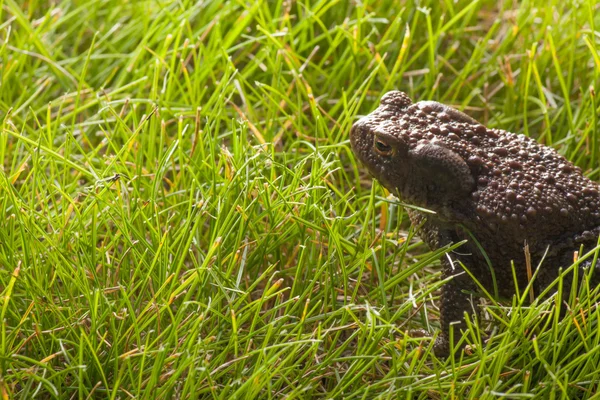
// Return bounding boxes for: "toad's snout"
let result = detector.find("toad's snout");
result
[350,117,371,157]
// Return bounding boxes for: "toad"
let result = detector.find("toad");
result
[350,91,600,356]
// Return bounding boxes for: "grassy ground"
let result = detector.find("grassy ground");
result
[1,0,600,398]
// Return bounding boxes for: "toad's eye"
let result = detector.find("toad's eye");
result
[374,138,393,155]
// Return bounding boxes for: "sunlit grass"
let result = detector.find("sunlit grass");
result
[1,0,600,397]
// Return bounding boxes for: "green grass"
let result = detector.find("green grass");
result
[1,0,600,398]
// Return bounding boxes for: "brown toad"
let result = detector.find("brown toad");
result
[350,91,600,356]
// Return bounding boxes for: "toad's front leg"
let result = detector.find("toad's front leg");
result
[433,268,478,357]
[406,211,480,356]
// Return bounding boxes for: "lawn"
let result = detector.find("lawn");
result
[1,0,600,398]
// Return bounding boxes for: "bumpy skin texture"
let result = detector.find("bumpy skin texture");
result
[350,91,600,356]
